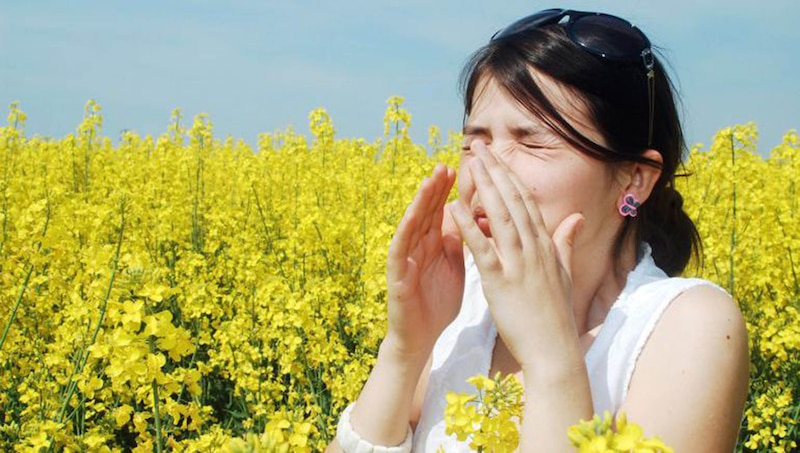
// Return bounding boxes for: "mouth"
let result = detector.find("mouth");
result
[473,207,492,237]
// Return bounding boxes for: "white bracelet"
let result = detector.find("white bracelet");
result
[336,403,413,453]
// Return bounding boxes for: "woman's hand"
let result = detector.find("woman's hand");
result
[384,164,465,363]
[450,140,584,373]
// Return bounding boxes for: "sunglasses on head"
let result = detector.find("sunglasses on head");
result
[492,8,655,146]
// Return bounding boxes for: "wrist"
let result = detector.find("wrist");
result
[520,337,584,386]
[523,357,586,387]
[338,403,413,453]
[347,336,429,447]
[379,332,433,372]
[521,350,589,410]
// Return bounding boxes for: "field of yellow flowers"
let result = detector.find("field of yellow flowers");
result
[0,98,798,452]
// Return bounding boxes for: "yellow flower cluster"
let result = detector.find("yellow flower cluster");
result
[224,411,313,453]
[443,373,523,452]
[743,386,796,452]
[567,412,672,453]
[678,123,800,451]
[0,98,458,451]
[0,98,797,451]
[442,374,672,452]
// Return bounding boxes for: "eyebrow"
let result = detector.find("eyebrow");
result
[509,126,543,139]
[462,124,545,138]
[462,125,489,136]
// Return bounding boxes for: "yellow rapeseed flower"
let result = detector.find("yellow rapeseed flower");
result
[0,102,796,451]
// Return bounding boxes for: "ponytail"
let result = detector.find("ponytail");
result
[634,183,700,276]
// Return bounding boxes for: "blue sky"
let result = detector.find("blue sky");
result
[1,1,798,153]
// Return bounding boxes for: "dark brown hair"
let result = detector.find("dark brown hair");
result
[460,22,699,276]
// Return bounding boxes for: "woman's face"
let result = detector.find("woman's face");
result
[458,72,623,245]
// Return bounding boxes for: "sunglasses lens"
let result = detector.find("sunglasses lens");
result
[493,8,564,40]
[569,15,650,60]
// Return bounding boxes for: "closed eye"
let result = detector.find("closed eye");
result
[519,134,560,150]
[520,141,554,152]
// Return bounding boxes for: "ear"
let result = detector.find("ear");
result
[618,149,663,205]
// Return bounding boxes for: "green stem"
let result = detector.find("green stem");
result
[0,185,8,257]
[0,265,34,353]
[251,183,273,253]
[65,392,88,431]
[152,377,163,453]
[56,199,125,424]
[175,330,200,404]
[191,149,204,253]
[786,398,800,442]
[0,177,49,353]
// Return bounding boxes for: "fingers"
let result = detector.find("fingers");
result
[441,201,460,237]
[468,141,538,253]
[388,177,429,277]
[465,140,583,279]
[429,166,457,236]
[551,213,584,281]
[505,169,546,240]
[413,165,451,236]
[388,164,456,277]
[450,201,498,271]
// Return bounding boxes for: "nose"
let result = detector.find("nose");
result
[470,138,515,165]
[467,138,501,160]
[469,137,489,151]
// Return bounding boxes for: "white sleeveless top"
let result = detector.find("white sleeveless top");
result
[412,245,721,452]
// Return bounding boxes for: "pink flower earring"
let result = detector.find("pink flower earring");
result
[618,193,641,217]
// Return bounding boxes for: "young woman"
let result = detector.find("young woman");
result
[329,8,749,452]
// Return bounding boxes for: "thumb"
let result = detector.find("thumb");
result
[442,201,461,237]
[551,213,584,281]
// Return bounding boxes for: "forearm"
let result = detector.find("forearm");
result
[519,344,593,452]
[347,335,430,445]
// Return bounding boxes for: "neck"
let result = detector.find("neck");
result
[570,238,639,335]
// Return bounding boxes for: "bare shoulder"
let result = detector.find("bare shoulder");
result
[619,282,750,452]
[659,283,747,346]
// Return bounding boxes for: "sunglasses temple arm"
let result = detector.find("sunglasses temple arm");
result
[642,49,655,147]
